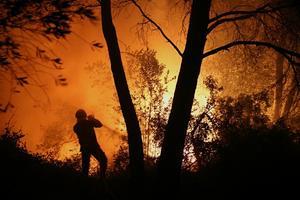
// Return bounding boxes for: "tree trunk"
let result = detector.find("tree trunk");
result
[282,80,297,118]
[282,43,299,120]
[191,137,204,170]
[100,0,144,183]
[158,0,212,189]
[273,53,285,122]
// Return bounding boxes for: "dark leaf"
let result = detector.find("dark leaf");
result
[52,58,62,65]
[76,7,97,20]
[59,77,66,82]
[0,57,10,66]
[92,42,104,48]
[56,75,68,86]
[16,76,29,86]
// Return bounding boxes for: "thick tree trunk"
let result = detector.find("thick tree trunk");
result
[100,0,144,183]
[158,0,212,189]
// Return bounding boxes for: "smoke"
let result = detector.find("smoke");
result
[0,1,199,160]
[1,0,283,163]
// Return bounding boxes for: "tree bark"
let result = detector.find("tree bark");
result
[273,53,285,122]
[100,0,144,183]
[158,0,212,189]
[282,80,297,118]
[282,43,299,120]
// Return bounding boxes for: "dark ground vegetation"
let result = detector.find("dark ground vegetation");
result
[1,119,299,199]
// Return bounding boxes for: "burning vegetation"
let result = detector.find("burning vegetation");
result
[1,0,300,199]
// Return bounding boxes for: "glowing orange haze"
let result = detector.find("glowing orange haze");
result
[0,1,212,164]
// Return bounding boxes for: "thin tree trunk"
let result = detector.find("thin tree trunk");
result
[100,0,144,183]
[282,81,297,118]
[158,0,212,189]
[190,113,207,171]
[273,53,285,122]
[192,138,204,170]
[282,42,300,119]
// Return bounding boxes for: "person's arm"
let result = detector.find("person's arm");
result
[73,124,78,133]
[88,115,103,128]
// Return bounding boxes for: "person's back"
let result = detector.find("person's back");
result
[73,117,102,150]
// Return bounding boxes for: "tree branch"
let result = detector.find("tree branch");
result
[290,64,300,88]
[207,13,256,35]
[203,40,300,87]
[203,41,300,59]
[209,3,270,23]
[131,0,183,57]
[207,2,298,35]
[209,2,297,23]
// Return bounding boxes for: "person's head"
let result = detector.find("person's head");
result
[75,109,87,121]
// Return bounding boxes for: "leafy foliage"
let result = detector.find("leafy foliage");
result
[182,76,300,183]
[111,48,174,172]
[127,48,174,158]
[111,74,300,195]
[140,75,299,175]
[0,0,96,65]
[0,0,98,111]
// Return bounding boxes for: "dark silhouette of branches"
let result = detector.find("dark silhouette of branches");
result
[130,0,300,190]
[203,40,300,87]
[100,0,144,188]
[130,0,183,57]
[207,2,298,34]
[203,40,300,59]
[0,0,97,68]
[0,0,98,111]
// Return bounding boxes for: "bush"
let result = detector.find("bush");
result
[0,127,103,199]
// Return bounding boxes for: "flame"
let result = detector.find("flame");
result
[58,141,79,160]
[0,0,216,164]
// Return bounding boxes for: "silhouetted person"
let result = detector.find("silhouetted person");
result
[73,109,107,178]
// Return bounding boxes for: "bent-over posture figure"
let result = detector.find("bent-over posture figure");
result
[73,109,107,178]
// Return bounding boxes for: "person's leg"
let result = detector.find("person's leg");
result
[92,146,108,178]
[81,149,91,176]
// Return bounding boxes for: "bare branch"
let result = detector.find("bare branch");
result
[208,2,298,35]
[207,13,256,35]
[203,41,300,59]
[209,2,296,23]
[203,40,300,87]
[209,3,270,23]
[130,0,183,57]
[290,64,300,88]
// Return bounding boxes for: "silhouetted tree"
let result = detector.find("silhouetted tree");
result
[100,0,144,187]
[153,0,212,189]
[131,0,300,190]
[4,0,300,194]
[269,0,300,123]
[126,49,174,159]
